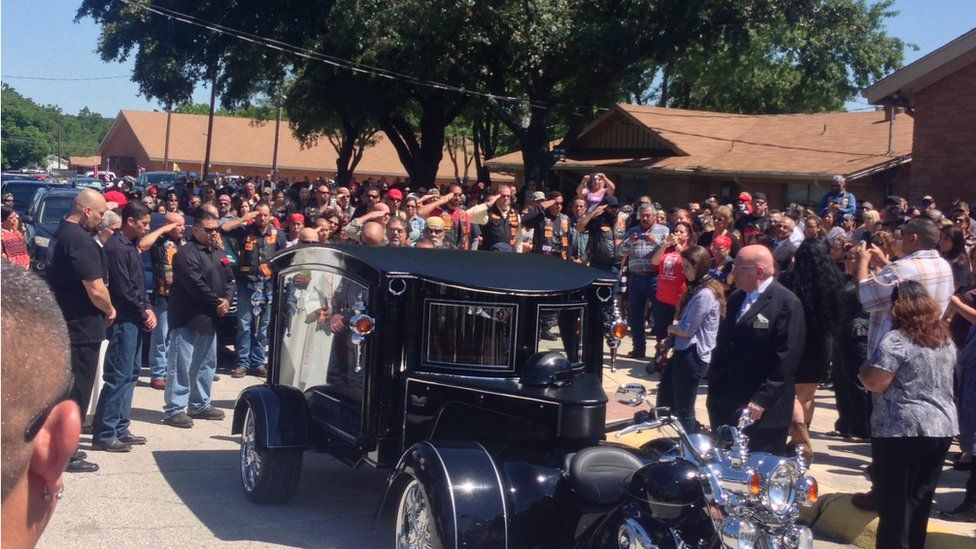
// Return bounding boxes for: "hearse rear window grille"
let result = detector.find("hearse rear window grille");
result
[426,302,516,369]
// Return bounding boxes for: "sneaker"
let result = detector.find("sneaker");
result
[150,378,166,390]
[251,366,268,377]
[189,407,226,420]
[163,412,194,429]
[627,349,646,359]
[850,491,878,511]
[231,367,247,378]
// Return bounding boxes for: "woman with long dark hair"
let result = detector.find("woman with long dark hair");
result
[780,238,844,461]
[659,245,725,433]
[941,225,972,291]
[859,281,958,548]
[1,206,30,269]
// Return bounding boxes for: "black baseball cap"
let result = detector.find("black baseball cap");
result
[603,196,619,207]
[753,192,768,202]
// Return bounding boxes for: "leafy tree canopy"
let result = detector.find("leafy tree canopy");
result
[1,84,113,170]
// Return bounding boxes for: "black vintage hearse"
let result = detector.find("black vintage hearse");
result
[234,244,818,549]
[232,245,619,539]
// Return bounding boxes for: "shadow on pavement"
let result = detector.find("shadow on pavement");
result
[153,449,389,547]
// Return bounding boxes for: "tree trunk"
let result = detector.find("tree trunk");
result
[377,100,451,189]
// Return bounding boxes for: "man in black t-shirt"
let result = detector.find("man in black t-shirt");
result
[49,189,113,473]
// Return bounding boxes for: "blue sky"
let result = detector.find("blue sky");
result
[2,0,975,117]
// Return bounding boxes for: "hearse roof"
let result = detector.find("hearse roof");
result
[276,244,615,293]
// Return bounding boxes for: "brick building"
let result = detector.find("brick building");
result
[863,28,976,208]
[68,109,509,185]
[486,103,912,209]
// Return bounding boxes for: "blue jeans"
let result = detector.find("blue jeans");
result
[627,274,658,354]
[92,320,143,443]
[236,282,271,371]
[148,301,169,380]
[164,326,217,418]
[657,345,708,434]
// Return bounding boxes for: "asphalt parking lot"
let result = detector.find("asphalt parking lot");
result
[40,345,971,548]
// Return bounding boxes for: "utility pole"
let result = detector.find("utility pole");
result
[56,124,62,169]
[163,107,172,171]
[202,72,218,182]
[271,93,282,179]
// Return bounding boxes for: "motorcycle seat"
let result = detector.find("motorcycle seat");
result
[565,446,644,505]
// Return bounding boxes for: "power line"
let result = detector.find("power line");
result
[1,75,131,82]
[117,0,553,109]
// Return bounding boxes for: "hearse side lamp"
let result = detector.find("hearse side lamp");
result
[349,291,375,346]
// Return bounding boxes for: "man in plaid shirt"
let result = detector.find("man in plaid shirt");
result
[852,216,953,512]
[857,217,953,356]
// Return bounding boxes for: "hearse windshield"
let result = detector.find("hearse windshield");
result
[536,305,585,365]
[425,301,515,370]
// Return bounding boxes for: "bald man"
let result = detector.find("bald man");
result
[360,221,386,246]
[139,212,186,388]
[48,189,112,473]
[706,245,806,455]
[297,227,320,244]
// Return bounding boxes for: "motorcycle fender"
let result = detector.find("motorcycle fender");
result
[231,385,308,451]
[377,440,508,548]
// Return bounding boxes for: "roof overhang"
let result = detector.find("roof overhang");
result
[486,156,912,182]
[863,28,976,106]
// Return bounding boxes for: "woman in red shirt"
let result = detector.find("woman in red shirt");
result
[650,221,691,351]
[1,206,30,269]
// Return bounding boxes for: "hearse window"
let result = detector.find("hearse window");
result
[537,305,585,365]
[277,269,368,394]
[426,302,515,369]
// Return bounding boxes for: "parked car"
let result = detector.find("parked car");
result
[68,177,105,191]
[22,186,82,272]
[136,171,182,191]
[1,180,57,215]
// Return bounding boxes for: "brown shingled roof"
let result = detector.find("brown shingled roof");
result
[487,104,913,180]
[97,110,509,180]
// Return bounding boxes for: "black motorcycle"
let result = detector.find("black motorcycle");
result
[561,384,818,549]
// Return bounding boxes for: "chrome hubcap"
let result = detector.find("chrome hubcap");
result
[240,409,261,492]
[395,480,432,549]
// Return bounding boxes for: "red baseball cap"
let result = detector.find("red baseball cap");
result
[147,186,158,196]
[104,190,128,207]
[288,213,305,224]
[738,192,752,202]
[386,189,404,200]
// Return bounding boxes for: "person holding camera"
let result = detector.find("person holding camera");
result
[619,204,671,358]
[576,173,616,215]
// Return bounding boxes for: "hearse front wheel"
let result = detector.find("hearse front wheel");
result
[239,407,302,503]
[395,478,434,549]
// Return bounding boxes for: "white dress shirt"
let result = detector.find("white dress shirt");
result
[737,276,774,321]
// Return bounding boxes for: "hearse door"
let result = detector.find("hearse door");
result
[276,268,368,442]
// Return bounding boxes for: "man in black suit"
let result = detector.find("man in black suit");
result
[706,245,806,454]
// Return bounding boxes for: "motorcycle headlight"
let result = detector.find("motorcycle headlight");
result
[719,517,758,549]
[34,235,51,248]
[765,462,797,515]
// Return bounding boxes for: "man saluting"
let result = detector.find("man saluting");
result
[706,245,805,454]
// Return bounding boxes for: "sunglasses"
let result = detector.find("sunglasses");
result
[426,228,445,234]
[197,226,220,234]
[24,373,74,442]
[367,194,380,199]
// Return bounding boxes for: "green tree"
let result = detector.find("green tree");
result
[633,0,907,113]
[1,84,113,170]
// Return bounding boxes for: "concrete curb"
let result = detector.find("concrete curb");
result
[801,493,976,548]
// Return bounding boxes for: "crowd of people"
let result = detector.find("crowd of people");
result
[3,169,976,548]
